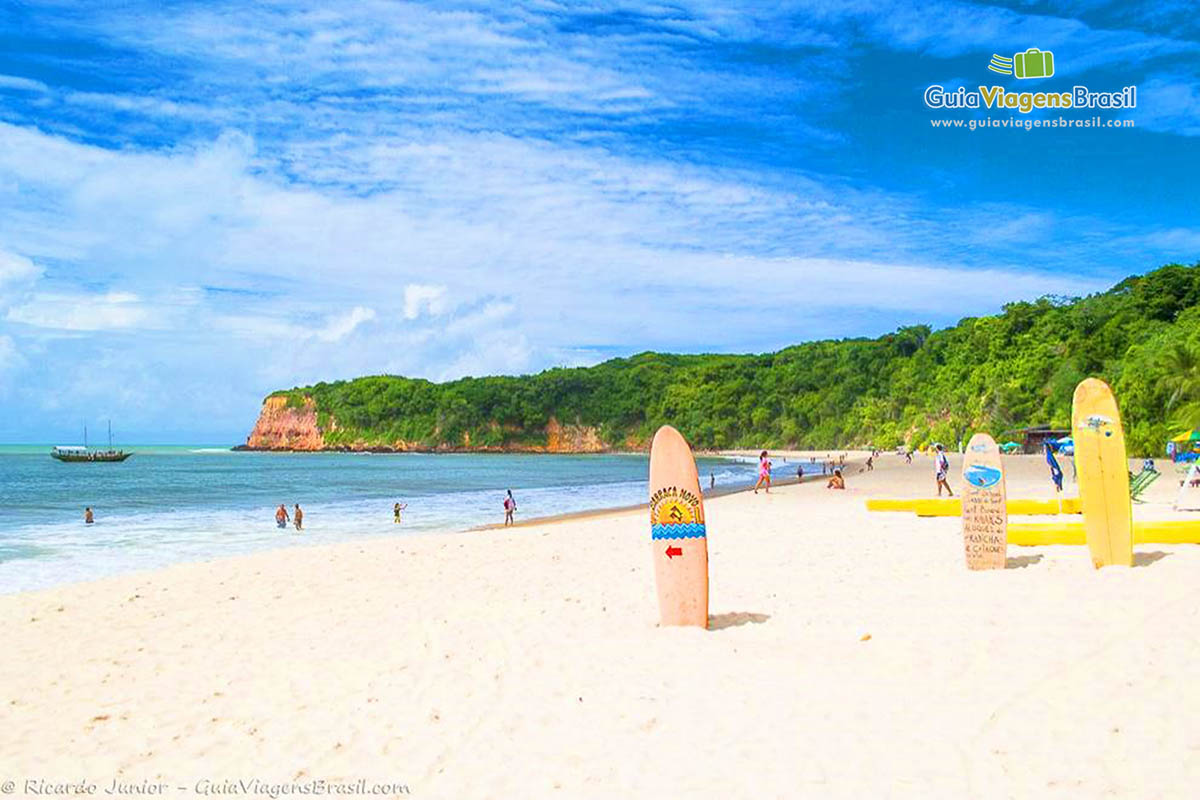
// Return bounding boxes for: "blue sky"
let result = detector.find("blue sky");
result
[0,0,1198,442]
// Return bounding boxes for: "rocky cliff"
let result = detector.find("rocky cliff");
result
[240,394,612,453]
[543,417,605,453]
[242,395,325,450]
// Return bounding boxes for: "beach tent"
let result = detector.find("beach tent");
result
[1050,436,1074,455]
[1177,463,1200,510]
[999,441,1021,453]
[1168,431,1200,461]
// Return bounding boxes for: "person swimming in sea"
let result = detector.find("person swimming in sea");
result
[84,507,94,524]
[275,504,289,529]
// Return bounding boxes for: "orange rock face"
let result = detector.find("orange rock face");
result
[544,418,605,453]
[243,399,613,453]
[244,396,325,450]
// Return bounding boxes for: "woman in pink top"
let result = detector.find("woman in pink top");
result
[753,450,772,494]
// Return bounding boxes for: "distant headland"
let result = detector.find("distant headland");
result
[240,262,1200,458]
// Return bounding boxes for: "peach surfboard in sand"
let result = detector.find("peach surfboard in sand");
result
[648,426,709,627]
[961,432,1007,570]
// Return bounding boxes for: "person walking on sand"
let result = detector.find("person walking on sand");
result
[754,450,772,494]
[503,490,517,526]
[293,504,304,531]
[393,502,407,524]
[275,504,289,529]
[84,507,94,525]
[865,455,874,472]
[934,444,954,497]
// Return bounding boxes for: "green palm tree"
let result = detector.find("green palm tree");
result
[1158,341,1200,429]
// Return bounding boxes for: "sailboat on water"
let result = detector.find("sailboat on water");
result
[50,421,132,463]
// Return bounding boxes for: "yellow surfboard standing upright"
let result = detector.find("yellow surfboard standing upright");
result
[1072,378,1133,568]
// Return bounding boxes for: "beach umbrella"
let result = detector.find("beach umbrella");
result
[1170,429,1200,443]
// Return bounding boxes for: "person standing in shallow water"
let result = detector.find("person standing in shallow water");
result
[293,504,304,531]
[84,507,94,524]
[275,504,289,529]
[503,490,517,526]
[393,502,407,524]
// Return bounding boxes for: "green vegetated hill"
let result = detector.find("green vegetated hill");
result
[269,262,1200,456]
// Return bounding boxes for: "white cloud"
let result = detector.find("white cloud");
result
[844,0,1197,72]
[403,285,448,320]
[6,290,157,332]
[214,305,376,344]
[0,334,18,372]
[1136,76,1200,137]
[315,305,375,342]
[0,74,48,93]
[0,248,39,288]
[0,119,1158,370]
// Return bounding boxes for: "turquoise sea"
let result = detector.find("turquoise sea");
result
[0,446,763,593]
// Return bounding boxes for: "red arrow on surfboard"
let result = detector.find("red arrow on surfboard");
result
[665,545,683,559]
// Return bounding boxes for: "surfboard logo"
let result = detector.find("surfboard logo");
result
[650,486,701,525]
[969,442,990,453]
[650,486,705,539]
[964,464,1003,488]
[1077,414,1114,434]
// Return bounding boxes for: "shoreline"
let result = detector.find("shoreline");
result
[225,445,873,457]
[472,457,864,531]
[2,452,866,597]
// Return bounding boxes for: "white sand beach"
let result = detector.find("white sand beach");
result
[3,452,1200,799]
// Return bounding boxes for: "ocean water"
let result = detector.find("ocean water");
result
[0,446,763,594]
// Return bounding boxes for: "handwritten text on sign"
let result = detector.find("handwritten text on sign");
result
[962,477,1006,569]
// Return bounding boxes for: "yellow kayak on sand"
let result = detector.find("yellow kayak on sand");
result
[865,497,1081,516]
